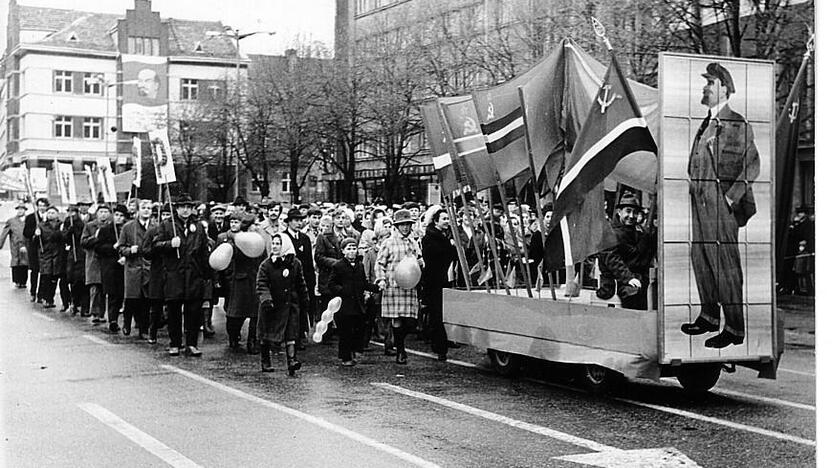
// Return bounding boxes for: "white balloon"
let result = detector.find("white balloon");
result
[235,231,265,258]
[394,255,421,289]
[312,297,342,343]
[209,242,233,271]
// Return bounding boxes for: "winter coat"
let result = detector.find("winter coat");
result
[23,211,43,271]
[37,220,64,276]
[141,223,165,300]
[285,228,315,299]
[375,228,423,319]
[256,254,308,343]
[328,257,378,316]
[421,225,455,289]
[80,220,104,285]
[118,219,154,299]
[0,215,28,267]
[314,231,343,296]
[95,222,124,298]
[217,230,264,318]
[151,215,211,302]
[62,214,85,282]
[597,220,656,300]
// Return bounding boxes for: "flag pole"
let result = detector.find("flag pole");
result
[495,182,534,298]
[165,182,179,259]
[482,191,510,295]
[23,162,44,252]
[443,193,473,291]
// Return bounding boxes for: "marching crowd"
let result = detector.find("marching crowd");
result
[0,192,658,376]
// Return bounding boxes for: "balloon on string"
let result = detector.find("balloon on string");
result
[312,297,342,343]
[235,232,265,258]
[394,255,421,289]
[209,242,233,271]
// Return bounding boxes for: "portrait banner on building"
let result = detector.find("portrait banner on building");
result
[95,157,117,203]
[29,167,48,195]
[54,161,77,205]
[658,53,775,363]
[148,128,176,184]
[122,54,168,133]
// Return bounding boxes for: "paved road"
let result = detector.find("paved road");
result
[0,231,816,466]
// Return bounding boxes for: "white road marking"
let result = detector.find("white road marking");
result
[161,365,440,468]
[78,402,202,468]
[368,341,478,368]
[778,367,815,377]
[711,388,814,411]
[82,335,113,346]
[372,382,619,453]
[615,396,815,447]
[32,312,55,322]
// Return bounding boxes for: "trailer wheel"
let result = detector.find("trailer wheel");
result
[582,365,623,395]
[487,349,522,376]
[677,364,721,394]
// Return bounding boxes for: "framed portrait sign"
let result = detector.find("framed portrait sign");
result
[657,53,776,364]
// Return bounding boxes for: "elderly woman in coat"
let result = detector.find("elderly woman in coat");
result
[0,202,29,288]
[374,209,424,365]
[218,212,265,353]
[256,234,309,375]
[36,206,65,309]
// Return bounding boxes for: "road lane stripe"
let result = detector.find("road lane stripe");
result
[615,397,815,447]
[82,335,113,346]
[778,367,815,377]
[711,388,814,411]
[161,365,440,468]
[372,382,619,453]
[368,341,478,368]
[78,403,202,468]
[32,312,55,322]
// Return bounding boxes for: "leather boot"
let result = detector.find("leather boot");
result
[260,341,275,372]
[393,327,407,365]
[286,343,302,377]
[203,307,215,337]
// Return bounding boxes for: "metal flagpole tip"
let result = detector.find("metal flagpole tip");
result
[590,17,612,50]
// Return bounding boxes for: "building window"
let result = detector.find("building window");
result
[83,117,102,139]
[181,79,198,100]
[281,172,291,193]
[54,71,72,93]
[54,116,72,138]
[83,73,103,95]
[128,36,160,56]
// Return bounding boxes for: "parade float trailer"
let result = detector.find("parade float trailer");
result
[442,51,782,394]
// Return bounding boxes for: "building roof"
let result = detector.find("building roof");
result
[14,5,238,58]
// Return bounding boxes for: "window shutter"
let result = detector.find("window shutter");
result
[73,72,83,95]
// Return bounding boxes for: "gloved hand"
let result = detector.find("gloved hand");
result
[628,278,642,289]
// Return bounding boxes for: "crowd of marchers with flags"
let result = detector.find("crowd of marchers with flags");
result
[0,31,814,375]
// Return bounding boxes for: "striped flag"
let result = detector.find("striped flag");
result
[420,100,461,195]
[438,96,499,190]
[545,53,657,268]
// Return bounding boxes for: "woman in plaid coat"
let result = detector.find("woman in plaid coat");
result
[374,209,424,364]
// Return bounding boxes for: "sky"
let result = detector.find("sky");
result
[0,0,335,56]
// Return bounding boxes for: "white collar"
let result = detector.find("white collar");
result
[708,100,728,117]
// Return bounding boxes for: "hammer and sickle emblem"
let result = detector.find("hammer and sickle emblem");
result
[789,101,800,123]
[597,84,621,114]
[462,116,478,135]
[487,102,495,121]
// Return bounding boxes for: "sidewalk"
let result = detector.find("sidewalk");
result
[778,294,815,349]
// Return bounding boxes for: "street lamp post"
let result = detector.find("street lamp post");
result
[206,27,275,199]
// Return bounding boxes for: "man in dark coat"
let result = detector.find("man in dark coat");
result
[81,204,110,323]
[141,205,170,344]
[596,194,656,311]
[96,205,127,333]
[285,207,315,347]
[63,204,88,316]
[1,202,29,288]
[119,199,154,339]
[681,63,759,349]
[23,197,49,302]
[327,237,379,366]
[421,209,456,360]
[314,218,344,343]
[35,206,64,308]
[151,195,211,356]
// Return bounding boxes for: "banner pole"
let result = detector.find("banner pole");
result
[165,183,179,259]
[495,183,533,298]
[481,191,511,295]
[444,193,472,291]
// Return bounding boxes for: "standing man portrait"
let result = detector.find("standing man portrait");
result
[680,62,760,349]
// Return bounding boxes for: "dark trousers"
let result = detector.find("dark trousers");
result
[38,274,58,304]
[226,315,258,346]
[124,298,151,334]
[89,284,104,318]
[106,293,123,325]
[424,284,448,356]
[58,275,71,308]
[148,300,164,339]
[334,314,364,362]
[166,299,202,348]
[29,269,39,298]
[71,279,89,314]
[11,266,27,285]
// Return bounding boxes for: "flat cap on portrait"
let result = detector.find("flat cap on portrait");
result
[702,62,735,95]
